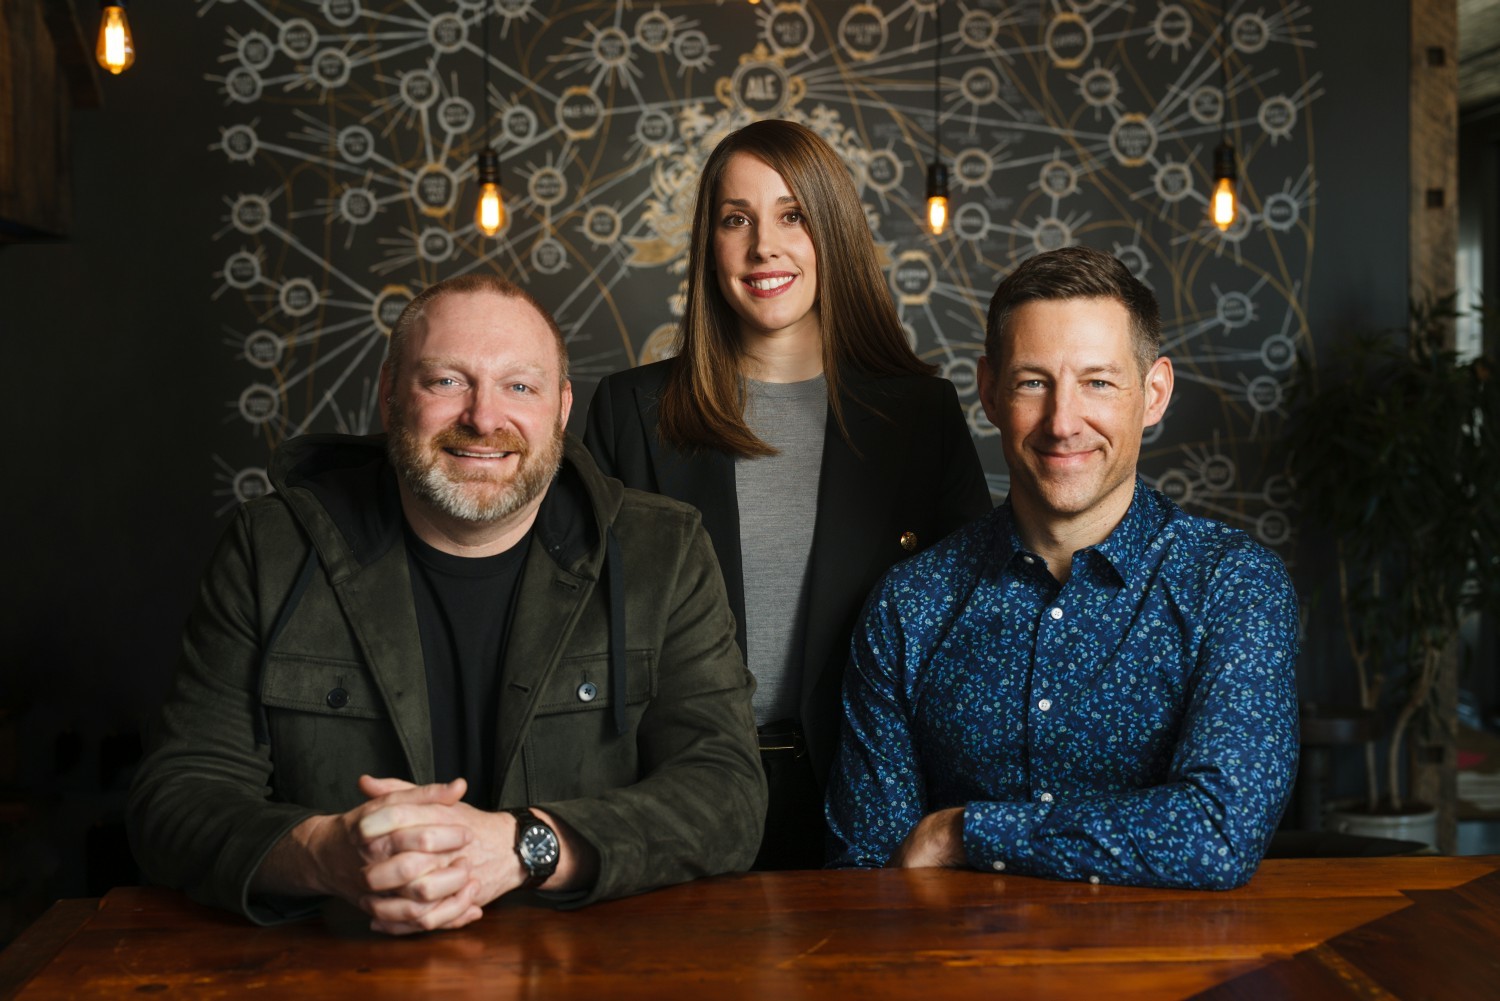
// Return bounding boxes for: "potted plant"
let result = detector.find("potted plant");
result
[1284,294,1500,845]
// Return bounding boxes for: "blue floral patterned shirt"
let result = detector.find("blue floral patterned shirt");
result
[826,481,1299,889]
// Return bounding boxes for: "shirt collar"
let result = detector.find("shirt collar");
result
[992,479,1169,586]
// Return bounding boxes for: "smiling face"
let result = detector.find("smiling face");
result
[978,296,1172,542]
[711,153,820,349]
[380,289,572,535]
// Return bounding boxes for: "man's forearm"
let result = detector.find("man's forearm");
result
[249,814,334,899]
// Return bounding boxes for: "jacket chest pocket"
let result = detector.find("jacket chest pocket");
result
[260,654,405,810]
[519,650,656,802]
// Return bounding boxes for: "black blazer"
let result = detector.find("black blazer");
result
[583,360,992,783]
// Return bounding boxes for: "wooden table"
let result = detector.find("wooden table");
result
[3,857,1497,999]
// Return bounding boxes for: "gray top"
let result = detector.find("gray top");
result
[737,374,827,726]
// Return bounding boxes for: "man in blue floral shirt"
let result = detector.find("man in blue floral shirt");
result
[826,246,1299,889]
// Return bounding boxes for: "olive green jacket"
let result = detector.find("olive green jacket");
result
[127,433,766,923]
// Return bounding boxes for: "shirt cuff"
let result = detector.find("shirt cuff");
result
[962,800,1050,873]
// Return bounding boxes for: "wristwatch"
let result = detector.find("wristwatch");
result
[508,808,560,889]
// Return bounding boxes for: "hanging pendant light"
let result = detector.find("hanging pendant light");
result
[926,0,949,234]
[96,1,136,75]
[1210,0,1237,231]
[474,2,505,238]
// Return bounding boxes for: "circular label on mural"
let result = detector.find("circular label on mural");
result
[428,13,466,54]
[531,237,568,275]
[225,67,264,104]
[890,251,936,306]
[1032,217,1072,253]
[731,61,793,116]
[1216,290,1253,329]
[1262,192,1300,232]
[636,10,673,52]
[557,87,605,140]
[1200,454,1237,493]
[278,19,318,60]
[865,149,903,193]
[311,49,351,89]
[243,330,284,369]
[1232,13,1270,54]
[1256,509,1291,547]
[417,227,454,264]
[1189,86,1224,126]
[231,194,271,234]
[1153,4,1192,48]
[322,0,360,28]
[960,66,1001,105]
[943,358,978,396]
[1045,13,1093,70]
[1108,113,1157,167]
[767,4,814,57]
[529,167,568,208]
[279,278,320,318]
[1157,469,1193,505]
[232,467,274,502]
[839,5,888,61]
[411,164,458,216]
[583,206,623,245]
[1115,243,1151,281]
[338,187,378,226]
[960,10,999,48]
[952,202,991,242]
[503,106,539,144]
[1260,334,1297,371]
[221,124,259,162]
[400,70,440,111]
[438,97,475,134]
[1153,161,1193,202]
[639,322,680,364]
[372,286,411,333]
[337,125,374,163]
[239,385,281,425]
[1079,66,1120,108]
[594,26,631,68]
[224,251,262,290]
[1259,95,1296,141]
[955,148,995,190]
[239,32,275,71]
[673,30,711,71]
[636,109,673,147]
[1038,159,1078,198]
[1245,374,1282,413]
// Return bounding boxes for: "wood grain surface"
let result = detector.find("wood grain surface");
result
[5,857,1496,1000]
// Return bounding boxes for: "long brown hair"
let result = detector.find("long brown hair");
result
[658,119,933,457]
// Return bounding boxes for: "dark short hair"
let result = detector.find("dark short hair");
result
[384,273,569,384]
[984,246,1161,378]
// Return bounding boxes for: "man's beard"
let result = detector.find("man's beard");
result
[387,401,566,525]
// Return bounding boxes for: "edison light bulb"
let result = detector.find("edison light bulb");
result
[1211,176,1236,231]
[477,182,505,236]
[96,5,136,75]
[927,195,949,235]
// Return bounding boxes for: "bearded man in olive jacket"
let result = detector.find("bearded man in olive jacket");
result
[128,275,767,934]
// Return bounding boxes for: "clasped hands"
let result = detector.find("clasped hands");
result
[260,775,572,935]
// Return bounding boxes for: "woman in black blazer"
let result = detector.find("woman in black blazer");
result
[584,119,991,868]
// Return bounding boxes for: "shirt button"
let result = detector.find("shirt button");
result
[1089,875,1101,885]
[577,682,598,702]
[1049,607,1063,620]
[325,687,349,709]
[1040,791,1054,803]
[1038,698,1052,712]
[1022,555,1035,565]
[991,860,1006,872]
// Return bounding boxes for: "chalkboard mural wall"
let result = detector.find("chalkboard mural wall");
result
[0,0,1408,915]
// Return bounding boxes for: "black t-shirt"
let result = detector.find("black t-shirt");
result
[405,524,531,807]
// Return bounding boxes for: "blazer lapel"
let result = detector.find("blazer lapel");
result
[632,382,747,655]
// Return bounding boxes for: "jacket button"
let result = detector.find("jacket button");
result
[326,687,349,709]
[900,531,918,552]
[577,682,597,703]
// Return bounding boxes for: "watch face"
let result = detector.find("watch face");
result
[519,824,559,869]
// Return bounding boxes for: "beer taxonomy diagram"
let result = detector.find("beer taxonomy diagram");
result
[205,0,1317,551]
